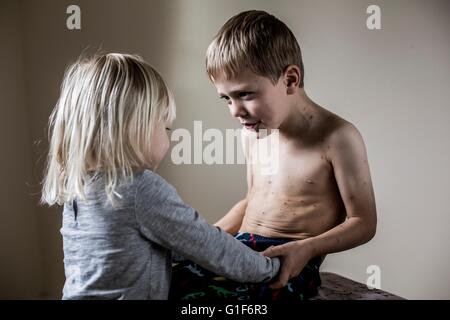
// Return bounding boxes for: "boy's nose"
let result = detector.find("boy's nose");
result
[229,101,247,118]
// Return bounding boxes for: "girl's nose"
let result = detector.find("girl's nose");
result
[229,101,248,118]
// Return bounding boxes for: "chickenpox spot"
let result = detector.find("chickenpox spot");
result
[284,202,287,205]
[313,204,317,208]
[349,195,355,200]
[320,155,324,160]
[300,200,305,204]
[268,181,272,184]
[309,115,313,120]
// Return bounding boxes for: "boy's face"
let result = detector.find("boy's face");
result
[213,69,290,132]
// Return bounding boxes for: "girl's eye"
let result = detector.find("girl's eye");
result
[165,128,171,131]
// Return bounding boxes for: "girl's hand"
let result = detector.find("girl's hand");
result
[262,240,314,289]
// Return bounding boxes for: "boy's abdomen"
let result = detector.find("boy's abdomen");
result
[240,191,345,240]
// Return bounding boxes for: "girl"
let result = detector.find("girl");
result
[41,53,279,299]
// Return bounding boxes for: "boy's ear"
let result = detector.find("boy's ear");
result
[283,65,301,94]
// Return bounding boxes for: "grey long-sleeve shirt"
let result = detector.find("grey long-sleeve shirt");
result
[61,169,280,299]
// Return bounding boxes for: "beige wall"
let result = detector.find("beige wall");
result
[1,0,449,299]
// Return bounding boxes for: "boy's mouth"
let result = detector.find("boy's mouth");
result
[242,121,262,131]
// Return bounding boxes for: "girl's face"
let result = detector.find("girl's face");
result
[148,121,171,169]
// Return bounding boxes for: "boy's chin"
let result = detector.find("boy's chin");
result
[251,126,279,139]
[258,123,279,132]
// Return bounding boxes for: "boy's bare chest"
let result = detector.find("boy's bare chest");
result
[249,140,334,197]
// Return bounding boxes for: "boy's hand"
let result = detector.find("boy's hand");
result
[262,240,314,289]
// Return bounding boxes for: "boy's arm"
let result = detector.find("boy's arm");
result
[214,199,247,235]
[264,123,377,288]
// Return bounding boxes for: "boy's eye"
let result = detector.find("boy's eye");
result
[239,92,253,99]
[220,96,232,105]
[165,128,171,131]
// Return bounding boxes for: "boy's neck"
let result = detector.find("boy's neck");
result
[279,89,322,138]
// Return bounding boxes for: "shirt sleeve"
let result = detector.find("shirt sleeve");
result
[134,170,280,283]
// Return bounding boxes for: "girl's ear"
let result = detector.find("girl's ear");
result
[283,65,301,94]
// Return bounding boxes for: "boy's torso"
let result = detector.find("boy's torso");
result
[240,110,347,240]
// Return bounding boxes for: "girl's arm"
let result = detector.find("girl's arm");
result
[135,170,280,284]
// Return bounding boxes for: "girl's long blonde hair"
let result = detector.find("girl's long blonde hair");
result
[41,53,175,205]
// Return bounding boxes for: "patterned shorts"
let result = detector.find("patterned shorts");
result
[169,232,322,301]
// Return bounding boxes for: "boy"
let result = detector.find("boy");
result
[170,10,376,301]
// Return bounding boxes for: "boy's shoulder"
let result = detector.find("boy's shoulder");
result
[319,113,367,162]
[307,107,359,142]
[324,113,359,141]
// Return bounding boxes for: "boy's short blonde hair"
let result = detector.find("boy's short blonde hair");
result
[41,53,175,205]
[206,10,304,87]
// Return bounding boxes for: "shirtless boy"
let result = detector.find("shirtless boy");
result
[170,10,376,301]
